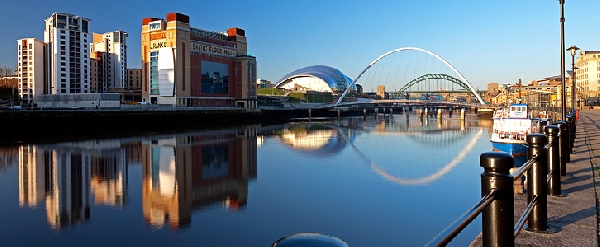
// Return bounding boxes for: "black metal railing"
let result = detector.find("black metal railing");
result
[270,111,578,247]
[426,111,576,247]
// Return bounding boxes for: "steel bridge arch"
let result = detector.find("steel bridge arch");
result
[398,73,471,93]
[335,47,485,105]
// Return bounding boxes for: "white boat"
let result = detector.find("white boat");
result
[490,103,542,166]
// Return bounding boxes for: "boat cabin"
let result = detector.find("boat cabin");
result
[508,104,528,118]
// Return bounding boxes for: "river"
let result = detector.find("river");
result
[0,110,494,246]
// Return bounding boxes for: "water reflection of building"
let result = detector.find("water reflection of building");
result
[18,139,131,230]
[142,126,258,229]
[18,146,45,207]
[89,140,128,207]
[0,146,18,172]
[44,149,91,230]
[272,123,350,157]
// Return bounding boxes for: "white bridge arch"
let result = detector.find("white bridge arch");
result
[335,47,485,105]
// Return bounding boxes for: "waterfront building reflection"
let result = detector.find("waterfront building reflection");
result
[0,114,497,246]
[141,126,258,229]
[18,140,131,229]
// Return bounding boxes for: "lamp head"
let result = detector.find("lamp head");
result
[567,45,580,57]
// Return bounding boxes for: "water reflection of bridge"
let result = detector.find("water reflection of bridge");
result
[10,115,490,231]
[261,114,489,186]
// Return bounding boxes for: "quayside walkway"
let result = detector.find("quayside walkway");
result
[470,110,600,247]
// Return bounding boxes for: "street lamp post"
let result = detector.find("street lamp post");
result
[559,0,566,120]
[567,45,579,112]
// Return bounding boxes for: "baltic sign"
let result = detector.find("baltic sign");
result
[191,42,236,57]
[150,40,167,50]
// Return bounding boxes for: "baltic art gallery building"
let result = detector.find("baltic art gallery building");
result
[141,13,257,109]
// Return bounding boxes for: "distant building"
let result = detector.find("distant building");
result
[44,12,91,94]
[140,12,257,108]
[575,50,600,98]
[127,69,142,90]
[256,79,274,89]
[376,85,386,99]
[90,31,128,91]
[16,38,47,104]
[124,68,142,102]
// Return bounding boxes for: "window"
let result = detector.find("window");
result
[60,35,65,39]
[28,44,32,49]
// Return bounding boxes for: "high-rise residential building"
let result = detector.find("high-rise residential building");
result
[44,12,91,94]
[90,51,106,92]
[90,31,128,91]
[17,38,47,104]
[140,12,257,108]
[575,50,600,98]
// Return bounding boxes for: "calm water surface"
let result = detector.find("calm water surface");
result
[0,112,494,246]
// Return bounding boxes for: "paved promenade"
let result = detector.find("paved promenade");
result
[470,110,600,247]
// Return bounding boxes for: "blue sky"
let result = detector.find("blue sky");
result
[0,0,598,89]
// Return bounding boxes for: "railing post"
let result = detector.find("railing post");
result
[568,114,575,151]
[563,118,571,163]
[565,115,573,155]
[526,134,548,232]
[480,152,514,247]
[540,120,548,134]
[572,112,577,139]
[555,121,567,176]
[545,125,561,196]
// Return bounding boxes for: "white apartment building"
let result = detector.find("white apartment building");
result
[17,38,47,104]
[575,50,600,97]
[44,12,91,94]
[90,31,128,91]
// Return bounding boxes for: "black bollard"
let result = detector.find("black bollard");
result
[545,125,561,196]
[480,152,514,247]
[572,112,577,140]
[540,120,548,134]
[566,116,573,154]
[526,134,548,232]
[555,121,567,176]
[568,114,576,151]
[564,119,571,163]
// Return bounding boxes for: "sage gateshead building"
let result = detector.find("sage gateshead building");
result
[141,13,257,108]
[275,65,353,94]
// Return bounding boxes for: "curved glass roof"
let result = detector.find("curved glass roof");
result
[275,65,353,91]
